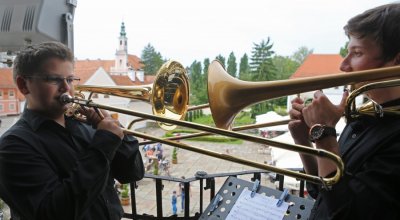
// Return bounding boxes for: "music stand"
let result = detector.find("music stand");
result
[200,176,315,219]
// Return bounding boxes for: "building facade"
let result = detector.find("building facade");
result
[0,68,23,116]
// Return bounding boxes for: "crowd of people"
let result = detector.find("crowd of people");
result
[143,142,170,176]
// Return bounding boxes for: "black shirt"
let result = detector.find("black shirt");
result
[0,109,144,220]
[307,99,400,219]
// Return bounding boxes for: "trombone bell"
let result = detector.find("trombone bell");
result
[74,60,190,130]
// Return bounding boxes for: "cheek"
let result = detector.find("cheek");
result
[37,86,57,100]
[354,58,386,71]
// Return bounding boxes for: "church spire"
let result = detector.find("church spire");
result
[120,22,126,37]
[111,21,128,75]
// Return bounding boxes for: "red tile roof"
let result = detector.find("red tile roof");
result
[290,54,343,79]
[128,55,144,70]
[109,75,156,86]
[74,59,114,84]
[110,75,135,86]
[74,55,151,86]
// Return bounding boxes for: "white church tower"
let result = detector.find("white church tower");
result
[110,22,128,75]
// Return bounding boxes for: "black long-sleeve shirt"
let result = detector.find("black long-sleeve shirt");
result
[0,109,144,220]
[307,99,400,220]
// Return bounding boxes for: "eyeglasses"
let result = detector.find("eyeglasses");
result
[25,74,80,86]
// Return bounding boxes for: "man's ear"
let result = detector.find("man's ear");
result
[16,76,30,95]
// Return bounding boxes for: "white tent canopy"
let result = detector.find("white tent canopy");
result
[256,111,347,135]
[256,111,289,132]
[269,132,303,190]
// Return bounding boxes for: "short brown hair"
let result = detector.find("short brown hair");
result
[13,41,74,82]
[344,3,400,61]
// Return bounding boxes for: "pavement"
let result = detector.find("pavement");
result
[0,115,274,219]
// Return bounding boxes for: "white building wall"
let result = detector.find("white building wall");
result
[79,67,154,128]
[286,86,364,113]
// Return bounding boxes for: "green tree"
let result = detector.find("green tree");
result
[239,53,250,80]
[340,41,349,58]
[227,52,237,77]
[203,58,210,84]
[203,58,210,76]
[250,37,276,81]
[140,43,164,75]
[249,37,278,116]
[215,54,226,69]
[189,61,207,105]
[291,46,313,64]
[271,55,301,108]
[272,55,300,80]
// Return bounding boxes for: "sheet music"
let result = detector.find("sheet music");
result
[226,188,289,220]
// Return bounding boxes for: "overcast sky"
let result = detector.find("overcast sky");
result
[73,0,395,67]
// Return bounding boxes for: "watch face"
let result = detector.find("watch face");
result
[310,125,324,140]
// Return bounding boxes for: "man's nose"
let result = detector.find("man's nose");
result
[59,79,71,92]
[340,55,352,72]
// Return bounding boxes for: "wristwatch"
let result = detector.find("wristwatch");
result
[309,124,337,142]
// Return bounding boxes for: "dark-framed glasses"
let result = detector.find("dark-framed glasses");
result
[25,75,80,86]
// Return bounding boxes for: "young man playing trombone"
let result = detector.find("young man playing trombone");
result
[289,3,400,219]
[0,41,144,220]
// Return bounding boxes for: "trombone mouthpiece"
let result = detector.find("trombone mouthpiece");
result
[60,94,73,104]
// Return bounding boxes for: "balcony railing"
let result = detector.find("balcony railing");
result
[123,169,306,219]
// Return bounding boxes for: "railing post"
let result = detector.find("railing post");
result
[184,181,190,218]
[252,172,261,182]
[155,179,163,217]
[130,182,138,217]
[299,180,305,197]
[195,171,208,214]
[205,177,216,202]
[277,174,284,191]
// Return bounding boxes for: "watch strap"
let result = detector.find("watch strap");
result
[310,125,337,142]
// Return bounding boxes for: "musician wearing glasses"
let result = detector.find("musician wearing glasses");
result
[289,3,400,220]
[0,42,144,220]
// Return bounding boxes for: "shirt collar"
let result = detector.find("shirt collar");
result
[21,109,71,131]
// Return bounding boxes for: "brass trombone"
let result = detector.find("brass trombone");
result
[61,93,343,186]
[208,60,400,129]
[75,60,190,130]
[64,59,400,187]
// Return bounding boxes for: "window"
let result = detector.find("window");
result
[9,90,15,98]
[0,91,3,99]
[9,103,15,110]
[0,104,3,111]
[104,94,109,98]
[92,93,98,98]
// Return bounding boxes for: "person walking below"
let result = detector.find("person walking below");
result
[171,190,177,215]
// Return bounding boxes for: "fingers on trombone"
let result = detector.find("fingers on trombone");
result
[291,96,304,105]
[78,106,103,126]
[288,107,303,120]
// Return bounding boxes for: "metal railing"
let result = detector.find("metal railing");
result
[123,169,306,219]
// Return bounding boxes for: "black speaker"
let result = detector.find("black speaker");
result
[0,0,76,52]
